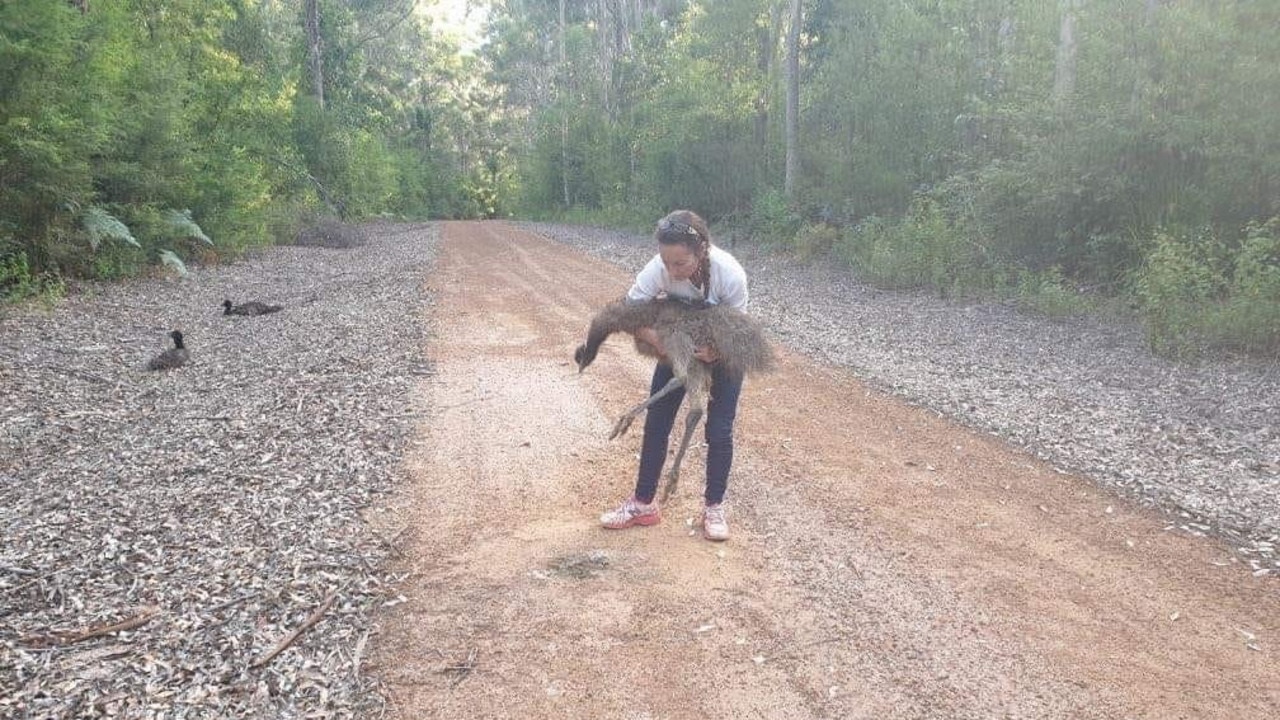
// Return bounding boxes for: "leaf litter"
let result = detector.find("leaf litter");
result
[1,221,438,718]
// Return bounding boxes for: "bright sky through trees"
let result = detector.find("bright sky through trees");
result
[422,0,489,53]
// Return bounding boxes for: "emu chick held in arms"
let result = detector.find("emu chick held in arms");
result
[574,297,774,502]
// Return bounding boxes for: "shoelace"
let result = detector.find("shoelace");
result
[704,506,726,524]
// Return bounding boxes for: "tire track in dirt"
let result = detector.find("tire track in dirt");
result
[369,221,1279,719]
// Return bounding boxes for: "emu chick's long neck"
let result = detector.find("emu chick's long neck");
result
[580,301,665,367]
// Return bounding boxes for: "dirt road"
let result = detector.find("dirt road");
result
[368,221,1278,719]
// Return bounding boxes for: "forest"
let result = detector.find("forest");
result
[2,0,1277,357]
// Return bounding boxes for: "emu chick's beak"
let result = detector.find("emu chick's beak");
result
[573,344,591,372]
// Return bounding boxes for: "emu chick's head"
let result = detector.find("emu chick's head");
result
[574,342,598,372]
[147,330,189,371]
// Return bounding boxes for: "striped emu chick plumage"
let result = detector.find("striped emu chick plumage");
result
[574,297,774,502]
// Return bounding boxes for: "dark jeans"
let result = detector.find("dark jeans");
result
[634,362,743,505]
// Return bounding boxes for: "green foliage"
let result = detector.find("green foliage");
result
[485,0,1277,359]
[835,198,996,296]
[1,250,34,301]
[82,207,140,250]
[3,0,1275,363]
[158,250,190,278]
[1235,220,1280,302]
[747,189,800,247]
[0,248,65,304]
[290,3,494,221]
[1014,267,1094,319]
[792,223,842,261]
[1135,227,1227,356]
[0,251,30,300]
[1135,222,1280,357]
[89,245,145,281]
[605,201,664,232]
[0,1,96,270]
[559,204,657,234]
[803,0,995,219]
[69,204,213,280]
[2,0,478,283]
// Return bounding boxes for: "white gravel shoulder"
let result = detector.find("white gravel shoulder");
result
[521,221,1280,573]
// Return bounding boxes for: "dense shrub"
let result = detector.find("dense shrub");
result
[1013,267,1095,319]
[791,223,841,260]
[1135,220,1280,357]
[835,199,997,296]
[747,189,801,246]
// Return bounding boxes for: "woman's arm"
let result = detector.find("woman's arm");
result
[712,248,750,309]
[628,256,668,355]
[626,255,666,303]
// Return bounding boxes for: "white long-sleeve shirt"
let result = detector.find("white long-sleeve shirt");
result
[625,245,749,310]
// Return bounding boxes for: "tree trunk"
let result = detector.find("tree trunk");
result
[754,3,780,190]
[560,0,570,207]
[1053,0,1081,107]
[597,0,611,119]
[991,16,1016,98]
[783,0,801,199]
[1129,0,1161,116]
[305,0,325,109]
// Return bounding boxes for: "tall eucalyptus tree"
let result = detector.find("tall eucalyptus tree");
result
[783,0,801,199]
[1053,0,1081,106]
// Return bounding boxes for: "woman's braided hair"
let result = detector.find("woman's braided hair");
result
[655,209,712,300]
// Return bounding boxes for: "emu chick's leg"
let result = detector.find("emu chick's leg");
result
[609,375,685,440]
[658,385,707,504]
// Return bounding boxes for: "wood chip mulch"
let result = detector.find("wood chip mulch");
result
[1,222,438,718]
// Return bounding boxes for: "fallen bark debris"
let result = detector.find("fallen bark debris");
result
[19,606,162,648]
[250,591,338,670]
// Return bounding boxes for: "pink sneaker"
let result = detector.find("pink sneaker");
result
[701,503,729,541]
[600,496,661,529]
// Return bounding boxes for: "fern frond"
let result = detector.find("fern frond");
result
[164,209,212,245]
[83,207,140,250]
[159,249,189,277]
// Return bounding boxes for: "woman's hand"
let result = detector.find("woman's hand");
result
[693,345,719,363]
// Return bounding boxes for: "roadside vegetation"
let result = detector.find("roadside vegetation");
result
[3,1,1276,358]
[491,0,1278,359]
[1,1,500,303]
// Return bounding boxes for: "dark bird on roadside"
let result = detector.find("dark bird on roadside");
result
[223,299,283,316]
[147,330,190,371]
[574,297,774,501]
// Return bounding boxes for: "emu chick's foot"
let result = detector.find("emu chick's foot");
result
[607,376,687,440]
[609,411,640,440]
[658,469,680,504]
